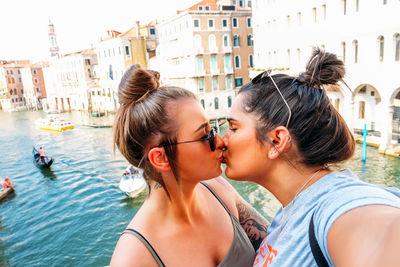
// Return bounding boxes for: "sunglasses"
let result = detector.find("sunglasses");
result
[158,128,216,152]
[251,69,292,128]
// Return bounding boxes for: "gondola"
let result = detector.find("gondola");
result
[33,147,54,168]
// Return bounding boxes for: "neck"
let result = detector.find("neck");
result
[148,173,204,225]
[256,162,330,207]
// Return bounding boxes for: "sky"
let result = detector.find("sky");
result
[0,0,199,62]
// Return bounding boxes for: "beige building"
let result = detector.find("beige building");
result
[153,0,253,118]
[95,23,156,112]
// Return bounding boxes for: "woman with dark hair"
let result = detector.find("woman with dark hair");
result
[222,49,400,266]
[110,65,269,267]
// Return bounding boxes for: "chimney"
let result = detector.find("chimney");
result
[136,21,141,37]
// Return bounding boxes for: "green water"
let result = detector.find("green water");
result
[0,111,399,266]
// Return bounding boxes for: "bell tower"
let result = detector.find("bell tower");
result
[48,18,59,58]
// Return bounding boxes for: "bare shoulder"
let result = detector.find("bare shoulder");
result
[328,205,400,266]
[202,177,238,211]
[203,177,269,251]
[110,231,159,267]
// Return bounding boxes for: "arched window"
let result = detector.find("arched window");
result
[394,33,400,62]
[228,96,232,108]
[214,97,219,110]
[353,40,358,63]
[194,34,202,49]
[233,35,240,47]
[235,56,241,69]
[247,34,253,46]
[14,89,17,95]
[341,42,346,63]
[200,99,205,109]
[208,34,216,51]
[223,35,229,47]
[378,35,384,62]
[249,54,254,67]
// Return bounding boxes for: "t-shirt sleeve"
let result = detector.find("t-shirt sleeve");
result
[313,183,400,266]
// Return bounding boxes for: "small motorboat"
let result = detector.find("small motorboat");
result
[119,165,147,198]
[0,178,14,201]
[33,147,54,168]
[81,122,112,128]
[35,115,74,132]
[0,187,14,201]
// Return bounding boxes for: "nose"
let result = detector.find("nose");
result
[215,134,227,151]
[222,132,229,147]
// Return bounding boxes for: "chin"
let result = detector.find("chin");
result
[225,167,246,181]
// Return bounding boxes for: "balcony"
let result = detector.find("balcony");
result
[223,46,232,54]
[193,68,206,77]
[209,47,219,54]
[224,67,233,74]
[193,47,205,55]
[211,68,220,76]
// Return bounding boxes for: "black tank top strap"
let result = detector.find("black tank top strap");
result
[200,181,233,217]
[122,228,166,267]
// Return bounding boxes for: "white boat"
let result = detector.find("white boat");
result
[119,165,147,198]
[35,115,74,132]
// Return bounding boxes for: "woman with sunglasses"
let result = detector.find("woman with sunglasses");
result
[222,49,400,266]
[110,65,269,267]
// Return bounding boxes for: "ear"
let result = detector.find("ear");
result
[148,147,171,172]
[265,126,291,159]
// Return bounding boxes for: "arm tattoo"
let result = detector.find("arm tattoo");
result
[237,201,269,251]
[154,183,162,189]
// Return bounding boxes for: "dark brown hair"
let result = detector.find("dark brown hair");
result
[113,65,196,193]
[239,48,355,166]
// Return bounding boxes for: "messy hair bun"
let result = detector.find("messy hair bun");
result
[117,64,160,106]
[297,48,345,89]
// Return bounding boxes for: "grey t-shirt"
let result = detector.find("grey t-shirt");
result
[253,169,400,266]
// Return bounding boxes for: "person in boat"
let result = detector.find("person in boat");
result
[110,65,269,267]
[2,177,14,191]
[37,147,46,163]
[222,48,400,266]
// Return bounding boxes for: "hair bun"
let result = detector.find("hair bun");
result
[297,48,345,89]
[118,64,160,105]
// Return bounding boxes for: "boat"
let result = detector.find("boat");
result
[0,187,14,201]
[81,122,112,128]
[119,165,147,198]
[91,112,105,117]
[35,115,74,132]
[33,147,54,168]
[0,178,14,201]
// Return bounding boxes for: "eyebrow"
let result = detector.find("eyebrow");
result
[194,122,208,133]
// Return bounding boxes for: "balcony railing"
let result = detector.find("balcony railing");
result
[209,47,219,54]
[193,68,206,77]
[194,47,205,55]
[224,67,233,74]
[211,68,220,76]
[223,46,232,54]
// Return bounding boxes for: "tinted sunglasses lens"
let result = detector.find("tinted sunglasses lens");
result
[209,129,216,151]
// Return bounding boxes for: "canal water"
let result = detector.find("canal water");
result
[0,111,399,266]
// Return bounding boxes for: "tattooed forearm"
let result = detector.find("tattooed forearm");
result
[237,201,269,251]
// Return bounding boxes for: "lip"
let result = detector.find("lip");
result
[220,152,227,164]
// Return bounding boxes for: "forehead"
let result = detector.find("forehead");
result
[175,98,207,132]
[228,93,247,120]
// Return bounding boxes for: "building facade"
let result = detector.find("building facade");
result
[46,49,98,112]
[95,26,151,112]
[154,0,253,119]
[252,0,400,150]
